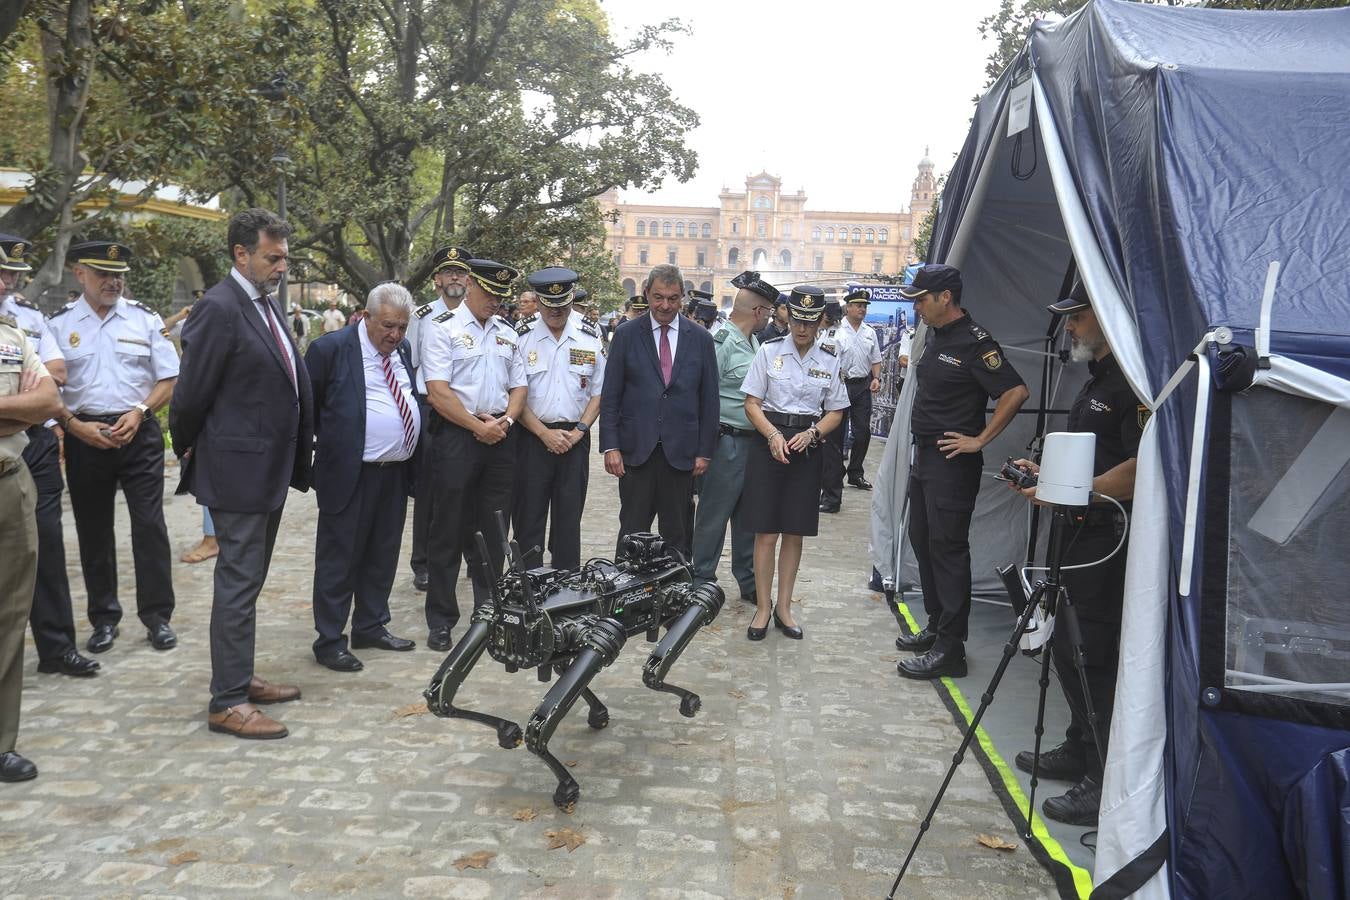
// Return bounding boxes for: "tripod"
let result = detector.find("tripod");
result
[887,504,1106,898]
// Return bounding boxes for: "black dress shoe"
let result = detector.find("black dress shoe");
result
[772,607,803,640]
[148,622,177,650]
[427,627,452,652]
[1042,775,1102,826]
[897,645,967,680]
[0,751,37,783]
[1015,740,1089,782]
[352,630,416,652]
[413,571,429,592]
[86,624,118,654]
[37,649,101,677]
[746,619,769,641]
[895,628,937,653]
[819,502,840,513]
[316,649,364,672]
[848,476,874,490]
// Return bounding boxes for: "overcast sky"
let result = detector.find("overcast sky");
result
[600,0,1000,214]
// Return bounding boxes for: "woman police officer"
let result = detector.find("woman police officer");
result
[740,286,849,641]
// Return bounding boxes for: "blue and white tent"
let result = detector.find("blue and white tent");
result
[871,2,1350,896]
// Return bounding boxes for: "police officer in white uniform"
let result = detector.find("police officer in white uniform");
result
[420,258,526,651]
[740,286,849,642]
[0,235,99,677]
[47,240,179,654]
[512,267,606,571]
[407,245,473,592]
[821,287,884,508]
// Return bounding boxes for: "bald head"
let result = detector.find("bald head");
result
[730,287,771,337]
[731,288,760,315]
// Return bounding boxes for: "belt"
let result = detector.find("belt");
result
[362,458,408,468]
[764,411,818,429]
[1077,506,1128,528]
[845,376,870,384]
[78,412,130,424]
[718,423,756,438]
[545,421,579,430]
[0,457,23,479]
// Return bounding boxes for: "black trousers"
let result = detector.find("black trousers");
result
[821,379,872,506]
[312,463,409,655]
[1053,516,1128,777]
[425,416,517,630]
[208,505,284,712]
[907,441,983,651]
[63,415,174,629]
[409,399,432,578]
[512,428,590,571]
[21,427,78,662]
[617,445,693,558]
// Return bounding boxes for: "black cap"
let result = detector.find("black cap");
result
[787,285,826,323]
[897,263,961,299]
[730,270,779,305]
[466,258,519,297]
[431,245,474,273]
[526,266,578,307]
[844,288,871,304]
[0,233,34,272]
[823,298,843,319]
[69,240,132,273]
[694,297,717,323]
[630,293,648,311]
[1047,281,1091,314]
[687,288,713,302]
[574,286,590,306]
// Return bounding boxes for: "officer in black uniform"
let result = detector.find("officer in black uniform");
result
[1007,282,1141,826]
[895,264,1029,679]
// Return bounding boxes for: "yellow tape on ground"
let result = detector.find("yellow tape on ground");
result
[895,600,1093,899]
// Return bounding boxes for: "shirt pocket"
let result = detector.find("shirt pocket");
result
[115,336,153,360]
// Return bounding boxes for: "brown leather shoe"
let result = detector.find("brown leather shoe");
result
[207,703,288,740]
[248,675,301,704]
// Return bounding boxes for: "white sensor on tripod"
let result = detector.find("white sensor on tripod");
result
[1036,432,1096,507]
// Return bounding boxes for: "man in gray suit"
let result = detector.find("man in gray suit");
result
[171,208,314,740]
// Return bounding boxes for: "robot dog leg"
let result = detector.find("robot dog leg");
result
[524,617,627,810]
[423,608,524,750]
[642,582,725,717]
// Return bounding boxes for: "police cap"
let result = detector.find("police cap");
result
[730,270,779,305]
[1046,281,1091,315]
[0,233,34,272]
[466,258,519,297]
[897,263,961,301]
[431,245,474,273]
[69,240,132,273]
[787,285,826,323]
[526,266,578,307]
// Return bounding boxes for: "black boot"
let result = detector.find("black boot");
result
[895,628,936,652]
[896,645,967,679]
[1042,775,1102,826]
[1015,740,1088,782]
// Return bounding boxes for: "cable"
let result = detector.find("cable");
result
[1021,493,1129,575]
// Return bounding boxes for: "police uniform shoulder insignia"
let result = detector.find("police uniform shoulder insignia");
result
[969,322,990,342]
[579,321,599,339]
[127,299,154,313]
[713,327,730,344]
[981,349,1003,370]
[434,310,454,323]
[1137,404,1152,430]
[14,296,38,311]
[48,304,72,319]
[514,320,532,336]
[763,334,786,345]
[415,303,435,319]
[494,314,513,328]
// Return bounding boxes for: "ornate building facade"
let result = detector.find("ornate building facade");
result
[597,154,937,304]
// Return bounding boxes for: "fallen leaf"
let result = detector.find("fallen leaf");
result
[564,760,579,768]
[544,827,586,852]
[706,625,723,634]
[977,833,1018,852]
[869,593,882,603]
[167,850,200,865]
[393,702,429,718]
[452,850,496,870]
[512,808,538,822]
[727,689,746,700]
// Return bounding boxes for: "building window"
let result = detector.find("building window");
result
[622,278,636,296]
[662,221,671,237]
[636,221,646,236]
[728,247,739,267]
[676,222,685,237]
[783,221,792,238]
[872,254,884,273]
[825,227,834,242]
[668,248,677,265]
[614,252,622,266]
[732,220,739,235]
[851,228,862,243]
[757,217,766,238]
[688,222,698,235]
[696,248,706,267]
[639,248,649,265]
[754,196,769,209]
[843,253,854,272]
[649,220,658,235]
[721,294,732,305]
[879,227,889,243]
[813,252,824,270]
[780,250,791,267]
[902,227,911,240]
[700,281,712,293]
[866,228,875,243]
[701,223,711,238]
[811,226,821,241]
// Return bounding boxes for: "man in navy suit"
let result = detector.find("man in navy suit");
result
[304,283,420,672]
[171,208,312,740]
[600,264,718,557]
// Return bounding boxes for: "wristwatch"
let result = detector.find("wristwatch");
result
[134,402,151,417]
[575,422,590,434]
[504,415,515,428]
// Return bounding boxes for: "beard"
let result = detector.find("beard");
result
[1070,335,1105,363]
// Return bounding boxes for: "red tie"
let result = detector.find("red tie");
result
[659,324,672,385]
[381,353,417,454]
[258,294,296,390]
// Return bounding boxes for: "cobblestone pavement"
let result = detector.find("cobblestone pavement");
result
[3,451,1057,899]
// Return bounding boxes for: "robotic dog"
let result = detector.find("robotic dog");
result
[424,523,725,809]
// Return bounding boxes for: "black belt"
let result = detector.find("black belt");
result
[719,423,756,438]
[0,457,23,479]
[764,411,818,429]
[362,459,408,468]
[845,376,870,384]
[545,421,578,430]
[78,412,130,424]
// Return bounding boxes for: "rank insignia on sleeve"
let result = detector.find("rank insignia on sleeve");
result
[982,349,1002,370]
[1137,404,1152,429]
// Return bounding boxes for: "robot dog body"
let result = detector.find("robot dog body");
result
[424,532,725,809]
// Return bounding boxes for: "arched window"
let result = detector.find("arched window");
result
[649,220,658,235]
[622,278,637,296]
[811,226,821,241]
[825,227,834,242]
[851,228,862,243]
[879,227,889,243]
[636,221,646,236]
[754,196,769,209]
[728,247,739,267]
[676,222,685,237]
[865,228,875,243]
[662,221,671,237]
[689,222,698,235]
[779,250,791,267]
[700,280,712,293]
[701,223,711,238]
[684,280,694,292]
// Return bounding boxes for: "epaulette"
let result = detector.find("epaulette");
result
[514,314,536,336]
[968,321,990,342]
[579,321,599,339]
[713,327,730,344]
[763,334,787,345]
[415,303,435,319]
[819,343,836,357]
[127,299,155,314]
[434,310,454,323]
[494,314,514,328]
[48,304,73,319]
[14,296,38,311]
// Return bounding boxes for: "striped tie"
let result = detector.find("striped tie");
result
[380,353,417,455]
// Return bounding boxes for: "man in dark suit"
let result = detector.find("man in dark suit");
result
[171,208,313,741]
[600,264,718,557]
[304,283,419,672]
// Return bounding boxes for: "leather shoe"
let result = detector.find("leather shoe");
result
[316,649,363,672]
[819,502,840,513]
[746,615,769,641]
[773,606,803,640]
[0,751,37,782]
[1042,775,1102,826]
[207,703,288,740]
[86,624,118,654]
[895,628,937,653]
[248,675,301,704]
[413,571,429,592]
[848,476,874,490]
[897,645,968,679]
[37,649,100,677]
[352,630,416,652]
[1015,740,1088,782]
[148,622,177,650]
[427,627,452,652]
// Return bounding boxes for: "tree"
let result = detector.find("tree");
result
[911,195,940,264]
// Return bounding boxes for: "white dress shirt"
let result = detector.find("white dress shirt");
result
[837,318,883,378]
[357,322,420,462]
[421,307,526,415]
[740,339,850,416]
[47,296,180,415]
[230,268,298,394]
[651,315,679,366]
[518,316,606,423]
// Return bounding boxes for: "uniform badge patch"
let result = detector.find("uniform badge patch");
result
[461,334,474,349]
[1137,404,1152,429]
[527,350,538,366]
[569,348,596,366]
[69,331,80,348]
[772,355,784,371]
[494,334,513,347]
[982,349,1002,370]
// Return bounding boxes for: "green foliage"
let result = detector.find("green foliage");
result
[912,198,940,264]
[978,0,1087,87]
[83,215,224,313]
